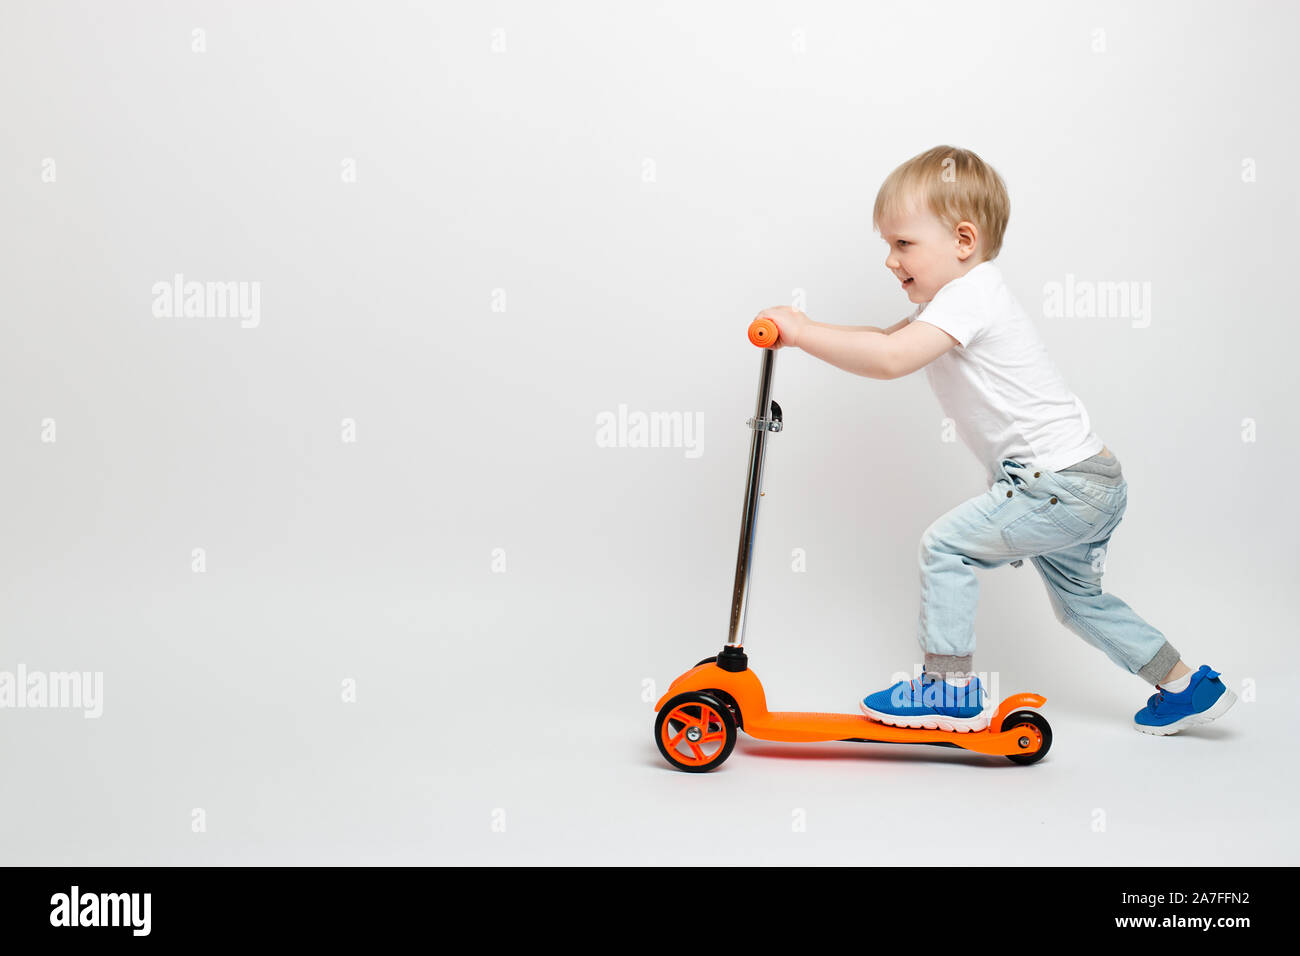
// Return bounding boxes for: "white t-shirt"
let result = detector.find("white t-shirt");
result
[906,260,1104,485]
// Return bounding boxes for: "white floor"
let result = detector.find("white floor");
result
[454,699,1285,866]
[2,690,1282,866]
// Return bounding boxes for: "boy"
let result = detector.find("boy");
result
[754,145,1235,736]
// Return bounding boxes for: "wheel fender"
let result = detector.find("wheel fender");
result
[655,662,722,711]
[655,664,764,719]
[991,693,1046,732]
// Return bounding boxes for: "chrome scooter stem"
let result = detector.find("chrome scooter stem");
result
[726,347,782,648]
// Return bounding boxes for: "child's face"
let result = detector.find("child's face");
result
[879,198,980,304]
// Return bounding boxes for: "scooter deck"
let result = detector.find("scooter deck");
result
[744,711,1037,755]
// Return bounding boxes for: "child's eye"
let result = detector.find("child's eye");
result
[896,241,909,247]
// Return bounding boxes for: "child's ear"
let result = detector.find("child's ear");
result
[954,220,980,258]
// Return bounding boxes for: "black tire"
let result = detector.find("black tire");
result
[695,656,717,667]
[1001,710,1052,765]
[655,691,738,772]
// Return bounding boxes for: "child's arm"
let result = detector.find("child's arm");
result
[808,321,883,332]
[793,319,960,380]
[792,325,895,379]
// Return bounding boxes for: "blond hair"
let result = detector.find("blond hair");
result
[873,145,1010,261]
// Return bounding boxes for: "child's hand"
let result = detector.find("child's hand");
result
[752,306,810,349]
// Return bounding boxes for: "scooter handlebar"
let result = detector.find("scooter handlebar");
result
[748,317,780,349]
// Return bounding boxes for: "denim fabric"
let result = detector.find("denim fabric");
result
[917,455,1180,686]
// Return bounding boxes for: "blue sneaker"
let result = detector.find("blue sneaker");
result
[859,668,989,732]
[1134,665,1237,735]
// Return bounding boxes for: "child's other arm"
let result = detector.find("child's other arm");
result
[808,317,910,335]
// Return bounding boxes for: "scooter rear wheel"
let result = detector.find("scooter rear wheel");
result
[656,692,738,772]
[1000,710,1052,765]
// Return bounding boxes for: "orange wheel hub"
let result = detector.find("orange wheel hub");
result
[661,702,728,767]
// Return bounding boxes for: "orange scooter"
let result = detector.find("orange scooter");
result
[653,317,1052,772]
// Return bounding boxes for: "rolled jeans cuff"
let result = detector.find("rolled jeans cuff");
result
[1137,640,1181,686]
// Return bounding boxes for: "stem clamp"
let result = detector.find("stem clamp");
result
[746,400,783,432]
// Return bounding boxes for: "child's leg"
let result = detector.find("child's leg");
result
[915,499,1008,679]
[915,459,1074,676]
[1028,487,1180,686]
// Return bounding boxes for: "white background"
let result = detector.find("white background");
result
[2,0,1296,864]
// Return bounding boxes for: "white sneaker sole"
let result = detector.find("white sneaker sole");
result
[1134,686,1238,735]
[859,701,990,733]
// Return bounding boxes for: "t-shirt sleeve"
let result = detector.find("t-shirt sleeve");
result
[909,277,989,348]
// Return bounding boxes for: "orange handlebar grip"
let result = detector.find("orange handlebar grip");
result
[748,317,779,348]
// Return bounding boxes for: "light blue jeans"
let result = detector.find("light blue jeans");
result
[917,455,1180,686]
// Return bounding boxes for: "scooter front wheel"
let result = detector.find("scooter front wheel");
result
[655,692,738,772]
